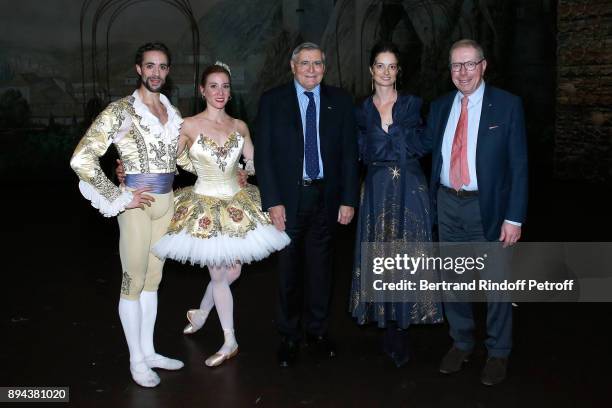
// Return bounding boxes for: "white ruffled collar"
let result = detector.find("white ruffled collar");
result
[132,90,183,143]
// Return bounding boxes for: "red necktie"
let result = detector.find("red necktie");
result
[450,96,470,191]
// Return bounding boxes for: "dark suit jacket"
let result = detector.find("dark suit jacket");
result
[424,84,528,241]
[254,82,359,228]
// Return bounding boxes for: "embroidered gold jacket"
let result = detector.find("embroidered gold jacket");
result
[70,91,193,217]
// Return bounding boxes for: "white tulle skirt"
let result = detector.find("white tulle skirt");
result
[152,184,290,267]
[153,225,290,267]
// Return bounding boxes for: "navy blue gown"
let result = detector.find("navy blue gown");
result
[350,94,443,329]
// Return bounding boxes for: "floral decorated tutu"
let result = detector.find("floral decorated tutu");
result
[153,132,290,267]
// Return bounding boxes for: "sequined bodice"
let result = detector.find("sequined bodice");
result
[190,132,243,199]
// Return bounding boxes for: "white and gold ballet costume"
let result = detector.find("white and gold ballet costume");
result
[153,131,290,266]
[70,90,187,387]
[152,131,289,367]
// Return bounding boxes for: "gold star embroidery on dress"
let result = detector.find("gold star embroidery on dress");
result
[390,166,400,180]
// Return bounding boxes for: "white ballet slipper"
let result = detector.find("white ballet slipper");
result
[130,361,160,388]
[144,353,184,370]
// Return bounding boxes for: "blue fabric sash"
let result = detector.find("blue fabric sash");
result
[125,173,174,194]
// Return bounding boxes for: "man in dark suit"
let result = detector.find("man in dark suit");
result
[254,42,359,367]
[425,39,528,385]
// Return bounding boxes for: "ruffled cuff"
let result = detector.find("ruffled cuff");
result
[78,181,134,217]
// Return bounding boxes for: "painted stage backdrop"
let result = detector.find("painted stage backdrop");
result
[0,0,609,182]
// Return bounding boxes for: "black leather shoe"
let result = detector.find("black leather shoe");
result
[277,339,299,368]
[306,334,336,358]
[439,346,471,374]
[383,326,410,368]
[480,357,508,386]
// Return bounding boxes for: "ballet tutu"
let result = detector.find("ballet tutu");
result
[153,184,290,267]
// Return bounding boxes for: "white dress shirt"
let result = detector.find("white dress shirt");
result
[439,81,520,226]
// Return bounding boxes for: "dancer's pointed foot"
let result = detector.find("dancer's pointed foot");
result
[144,353,184,370]
[130,361,160,388]
[205,329,238,367]
[205,344,238,367]
[183,309,208,334]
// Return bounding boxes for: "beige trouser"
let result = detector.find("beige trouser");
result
[117,191,174,300]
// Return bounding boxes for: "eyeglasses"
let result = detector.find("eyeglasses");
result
[296,60,324,69]
[372,62,399,72]
[449,59,484,72]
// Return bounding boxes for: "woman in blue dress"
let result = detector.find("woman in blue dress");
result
[350,42,442,367]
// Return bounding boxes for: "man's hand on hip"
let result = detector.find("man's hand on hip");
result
[126,187,155,210]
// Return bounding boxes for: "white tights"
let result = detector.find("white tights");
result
[206,264,241,354]
[199,264,241,317]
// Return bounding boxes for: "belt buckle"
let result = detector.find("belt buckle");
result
[455,188,476,198]
[302,179,313,186]
[443,186,464,197]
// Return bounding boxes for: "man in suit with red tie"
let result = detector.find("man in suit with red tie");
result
[254,42,359,367]
[425,39,528,385]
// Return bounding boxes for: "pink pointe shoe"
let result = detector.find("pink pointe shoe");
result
[205,344,239,367]
[183,309,208,335]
